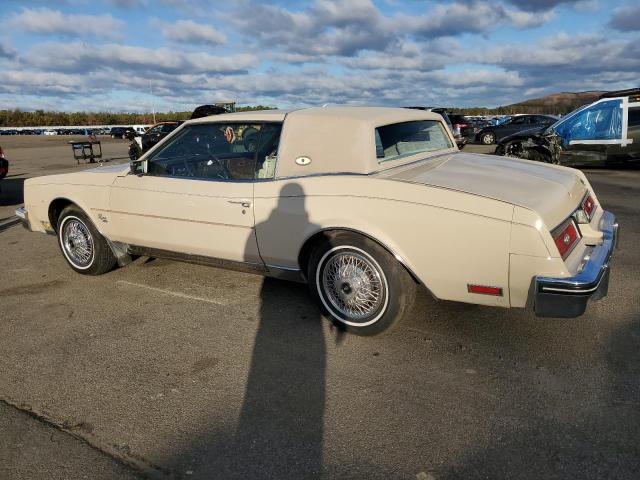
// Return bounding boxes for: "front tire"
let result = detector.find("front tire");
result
[57,205,116,275]
[481,131,496,145]
[308,234,416,336]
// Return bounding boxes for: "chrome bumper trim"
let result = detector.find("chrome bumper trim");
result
[534,210,618,317]
[537,211,617,293]
[15,207,30,230]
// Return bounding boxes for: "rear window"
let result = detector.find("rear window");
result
[375,120,452,162]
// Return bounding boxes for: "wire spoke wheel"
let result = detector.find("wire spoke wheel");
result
[62,218,94,268]
[320,249,387,324]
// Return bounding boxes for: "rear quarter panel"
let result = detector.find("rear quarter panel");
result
[254,176,513,307]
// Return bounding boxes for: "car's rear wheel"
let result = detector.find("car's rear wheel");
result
[481,132,496,145]
[308,233,416,336]
[57,205,116,275]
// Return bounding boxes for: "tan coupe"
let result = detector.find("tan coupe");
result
[16,107,618,335]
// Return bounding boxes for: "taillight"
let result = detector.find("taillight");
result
[454,123,468,130]
[581,194,596,220]
[552,219,580,259]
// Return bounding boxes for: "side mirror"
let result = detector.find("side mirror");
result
[130,159,147,176]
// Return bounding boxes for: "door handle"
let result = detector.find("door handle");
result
[228,200,252,208]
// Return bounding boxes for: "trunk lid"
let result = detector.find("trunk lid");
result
[382,152,586,228]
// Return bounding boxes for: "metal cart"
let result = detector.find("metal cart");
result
[69,141,105,164]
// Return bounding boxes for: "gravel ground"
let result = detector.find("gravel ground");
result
[0,136,638,479]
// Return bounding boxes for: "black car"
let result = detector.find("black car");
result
[495,88,640,166]
[447,114,477,141]
[110,127,126,139]
[111,126,138,139]
[141,121,182,151]
[476,114,557,145]
[191,104,228,120]
[404,107,466,149]
[0,146,8,180]
[129,121,183,160]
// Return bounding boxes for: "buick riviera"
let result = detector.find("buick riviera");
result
[16,107,618,335]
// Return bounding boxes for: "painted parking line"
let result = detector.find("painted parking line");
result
[116,280,229,306]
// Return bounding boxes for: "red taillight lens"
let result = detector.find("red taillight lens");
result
[467,284,503,296]
[553,220,580,259]
[582,194,596,220]
[454,123,468,129]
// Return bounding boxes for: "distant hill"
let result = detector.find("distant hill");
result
[452,90,607,116]
[508,91,605,114]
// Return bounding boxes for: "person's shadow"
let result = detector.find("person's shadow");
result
[232,182,326,479]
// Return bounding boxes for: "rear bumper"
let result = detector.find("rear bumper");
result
[534,211,618,318]
[15,207,30,230]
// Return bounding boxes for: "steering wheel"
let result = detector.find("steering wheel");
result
[203,153,230,180]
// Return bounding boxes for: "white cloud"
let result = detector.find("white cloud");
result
[12,8,124,39]
[22,42,256,75]
[158,19,226,46]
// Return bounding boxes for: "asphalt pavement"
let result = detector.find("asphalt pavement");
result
[0,137,638,479]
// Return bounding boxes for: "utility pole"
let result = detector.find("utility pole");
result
[150,81,156,124]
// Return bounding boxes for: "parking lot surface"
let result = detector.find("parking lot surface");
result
[1,136,639,479]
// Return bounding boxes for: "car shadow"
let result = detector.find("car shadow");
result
[0,178,25,207]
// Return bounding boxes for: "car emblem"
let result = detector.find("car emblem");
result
[563,233,571,245]
[295,156,312,166]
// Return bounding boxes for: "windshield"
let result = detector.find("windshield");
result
[375,120,453,162]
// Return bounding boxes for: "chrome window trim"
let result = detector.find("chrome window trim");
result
[143,121,284,183]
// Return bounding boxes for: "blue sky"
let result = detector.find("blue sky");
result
[0,0,638,112]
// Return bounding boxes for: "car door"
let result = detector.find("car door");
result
[554,99,626,166]
[108,122,265,265]
[498,116,527,139]
[605,105,640,163]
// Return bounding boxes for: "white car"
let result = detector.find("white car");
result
[16,107,619,335]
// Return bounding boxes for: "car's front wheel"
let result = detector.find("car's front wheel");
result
[308,233,416,336]
[57,205,117,275]
[481,131,496,144]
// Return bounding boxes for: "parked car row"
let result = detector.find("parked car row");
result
[0,128,111,136]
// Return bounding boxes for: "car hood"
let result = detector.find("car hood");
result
[26,163,130,186]
[498,126,546,144]
[384,152,586,228]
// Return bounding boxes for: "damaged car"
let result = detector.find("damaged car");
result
[495,89,640,166]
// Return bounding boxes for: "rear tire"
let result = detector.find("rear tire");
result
[308,233,416,336]
[57,205,116,275]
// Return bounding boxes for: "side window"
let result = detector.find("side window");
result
[146,125,162,136]
[555,99,622,142]
[160,123,177,133]
[375,120,452,162]
[254,123,282,179]
[146,123,263,181]
[628,107,640,127]
[510,116,527,125]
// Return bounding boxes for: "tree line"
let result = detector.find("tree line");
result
[0,100,588,127]
[449,105,580,116]
[0,105,274,127]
